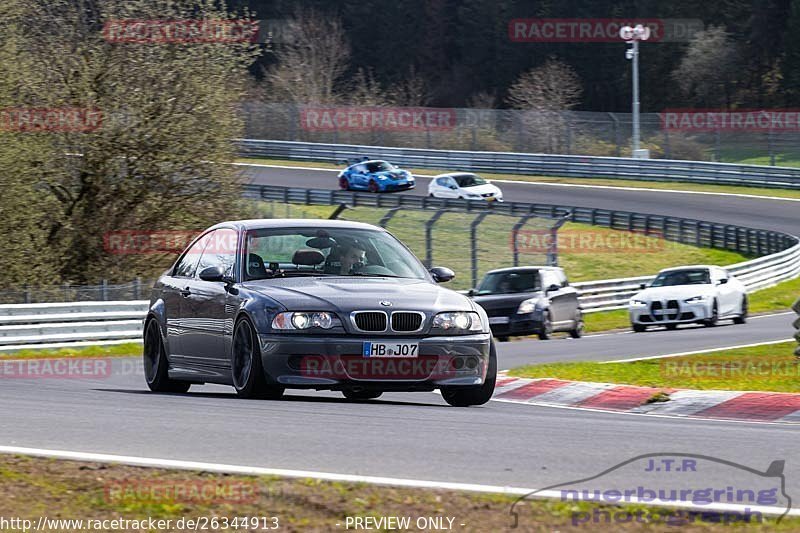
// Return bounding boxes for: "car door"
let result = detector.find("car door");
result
[180,228,239,367]
[164,236,207,358]
[441,177,460,198]
[715,268,737,315]
[555,269,580,326]
[354,164,369,188]
[541,270,568,325]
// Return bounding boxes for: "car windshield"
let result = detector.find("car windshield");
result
[476,271,540,295]
[244,226,429,281]
[365,161,395,172]
[650,269,711,287]
[454,174,487,188]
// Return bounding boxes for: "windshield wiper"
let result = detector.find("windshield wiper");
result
[349,272,403,278]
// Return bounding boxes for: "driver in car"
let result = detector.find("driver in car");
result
[339,241,367,274]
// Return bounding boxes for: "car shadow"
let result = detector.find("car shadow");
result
[91,388,448,408]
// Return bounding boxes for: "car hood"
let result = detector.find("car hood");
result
[376,170,412,180]
[462,183,500,195]
[242,277,471,313]
[633,284,715,301]
[471,291,543,310]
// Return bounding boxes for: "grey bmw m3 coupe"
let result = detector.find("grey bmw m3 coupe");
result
[143,219,496,406]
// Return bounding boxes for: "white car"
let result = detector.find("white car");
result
[428,173,503,202]
[628,265,748,332]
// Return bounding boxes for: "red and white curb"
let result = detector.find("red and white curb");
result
[492,375,800,424]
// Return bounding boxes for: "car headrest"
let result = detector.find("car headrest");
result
[292,249,325,266]
[247,253,268,278]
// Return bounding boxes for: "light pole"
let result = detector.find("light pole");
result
[620,24,651,158]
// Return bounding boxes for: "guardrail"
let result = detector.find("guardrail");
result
[0,301,148,350]
[794,298,800,357]
[237,139,800,190]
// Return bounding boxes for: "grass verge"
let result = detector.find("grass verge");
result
[0,343,141,360]
[0,455,795,531]
[508,342,800,393]
[238,156,800,200]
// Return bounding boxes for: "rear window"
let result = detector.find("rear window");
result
[477,271,540,295]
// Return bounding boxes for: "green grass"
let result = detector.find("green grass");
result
[238,156,800,200]
[258,201,750,291]
[0,343,141,359]
[509,342,800,393]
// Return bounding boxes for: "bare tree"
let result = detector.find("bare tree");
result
[505,60,583,153]
[672,26,739,107]
[264,9,350,105]
[386,66,433,106]
[348,68,388,106]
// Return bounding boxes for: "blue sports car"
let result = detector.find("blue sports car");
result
[338,158,415,193]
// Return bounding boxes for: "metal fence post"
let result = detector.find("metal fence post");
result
[424,209,446,268]
[134,277,141,300]
[511,215,534,267]
[378,207,401,228]
[24,284,31,304]
[768,129,775,166]
[101,279,108,301]
[609,112,621,157]
[470,213,489,288]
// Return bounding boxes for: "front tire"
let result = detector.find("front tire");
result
[441,343,497,407]
[143,319,191,393]
[232,317,284,400]
[537,312,553,340]
[339,177,350,190]
[368,180,379,193]
[733,296,748,324]
[632,323,646,333]
[666,323,678,330]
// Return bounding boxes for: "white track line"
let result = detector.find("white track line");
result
[601,338,795,364]
[0,445,794,518]
[236,162,800,203]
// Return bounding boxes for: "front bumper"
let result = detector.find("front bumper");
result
[630,300,711,325]
[382,180,415,191]
[487,310,544,336]
[258,333,491,390]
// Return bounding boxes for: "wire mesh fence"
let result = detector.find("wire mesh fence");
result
[263,200,565,291]
[241,102,800,165]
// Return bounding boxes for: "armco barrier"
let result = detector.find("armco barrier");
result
[237,139,800,190]
[0,301,148,349]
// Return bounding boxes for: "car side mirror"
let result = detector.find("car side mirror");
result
[547,284,560,293]
[467,288,476,297]
[430,266,455,283]
[639,283,647,290]
[199,266,233,284]
[449,184,458,189]
[718,278,728,285]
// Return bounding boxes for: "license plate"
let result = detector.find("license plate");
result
[486,196,495,202]
[488,316,509,324]
[362,342,419,358]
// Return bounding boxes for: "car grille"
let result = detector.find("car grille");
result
[650,300,680,321]
[483,306,518,318]
[391,312,423,332]
[354,312,387,332]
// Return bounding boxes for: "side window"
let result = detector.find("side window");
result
[196,228,238,278]
[173,235,208,278]
[436,177,447,186]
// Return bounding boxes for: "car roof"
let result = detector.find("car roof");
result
[207,219,385,232]
[352,159,389,166]
[435,172,477,179]
[484,266,558,275]
[657,265,716,274]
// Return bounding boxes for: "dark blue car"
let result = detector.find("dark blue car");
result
[338,159,415,193]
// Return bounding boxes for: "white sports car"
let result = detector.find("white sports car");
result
[628,265,748,332]
[428,173,503,202]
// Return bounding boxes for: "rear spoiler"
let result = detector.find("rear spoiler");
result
[337,155,371,166]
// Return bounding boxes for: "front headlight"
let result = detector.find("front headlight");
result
[431,311,483,332]
[271,311,338,330]
[629,299,647,306]
[684,295,709,303]
[517,298,545,314]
